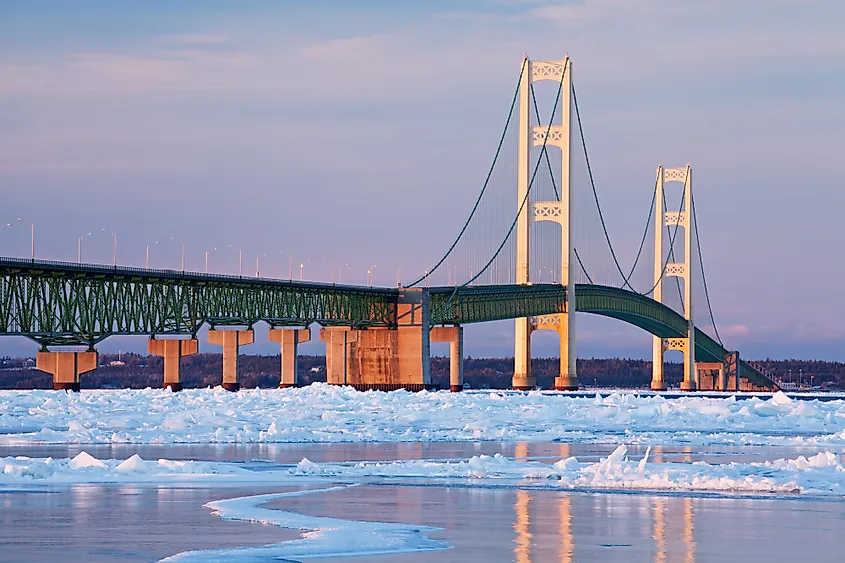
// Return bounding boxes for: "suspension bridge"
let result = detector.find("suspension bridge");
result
[0,55,777,393]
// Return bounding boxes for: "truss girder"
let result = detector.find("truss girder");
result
[429,284,568,326]
[0,259,395,346]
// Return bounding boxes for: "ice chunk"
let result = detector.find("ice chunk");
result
[116,454,148,473]
[68,451,107,470]
[771,391,793,406]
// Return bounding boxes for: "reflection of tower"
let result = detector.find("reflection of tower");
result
[683,498,696,563]
[557,443,573,563]
[559,496,573,563]
[652,497,666,563]
[513,443,531,562]
[514,490,532,563]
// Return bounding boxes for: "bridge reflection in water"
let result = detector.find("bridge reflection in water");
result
[511,443,695,563]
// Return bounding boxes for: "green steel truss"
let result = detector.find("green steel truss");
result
[428,284,568,325]
[0,258,395,347]
[0,258,773,388]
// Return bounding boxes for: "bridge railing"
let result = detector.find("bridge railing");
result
[0,256,393,294]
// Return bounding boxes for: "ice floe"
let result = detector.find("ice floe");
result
[1,386,844,446]
[159,487,448,562]
[2,447,843,495]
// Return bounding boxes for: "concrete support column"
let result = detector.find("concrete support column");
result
[432,326,463,392]
[679,339,697,391]
[36,351,98,391]
[147,338,198,391]
[320,327,358,385]
[513,55,534,392]
[396,288,431,386]
[449,327,464,392]
[651,166,667,392]
[207,329,254,391]
[554,314,579,390]
[269,328,311,388]
[651,338,667,391]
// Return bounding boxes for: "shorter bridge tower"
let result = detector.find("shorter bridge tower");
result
[651,164,696,391]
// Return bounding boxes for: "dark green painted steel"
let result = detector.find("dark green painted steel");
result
[0,258,395,347]
[575,284,773,389]
[428,284,567,326]
[0,258,773,388]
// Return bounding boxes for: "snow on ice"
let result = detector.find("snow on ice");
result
[1,386,844,446]
[2,446,844,495]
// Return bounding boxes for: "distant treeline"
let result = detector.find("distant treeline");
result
[1,354,843,390]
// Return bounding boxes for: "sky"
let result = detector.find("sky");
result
[1,0,844,361]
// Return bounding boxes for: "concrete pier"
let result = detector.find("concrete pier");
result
[147,338,198,391]
[696,361,725,391]
[319,288,434,391]
[431,326,463,391]
[207,329,254,391]
[268,328,311,388]
[36,351,98,391]
[320,327,358,385]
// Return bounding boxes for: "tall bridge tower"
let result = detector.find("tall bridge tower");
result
[513,55,578,391]
[651,164,697,391]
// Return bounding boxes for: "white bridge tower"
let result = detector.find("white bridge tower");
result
[650,164,697,391]
[513,55,579,391]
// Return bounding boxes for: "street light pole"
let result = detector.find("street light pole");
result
[145,241,161,269]
[170,237,186,272]
[205,247,217,273]
[78,233,92,264]
[255,253,266,277]
[101,228,117,266]
[17,218,34,260]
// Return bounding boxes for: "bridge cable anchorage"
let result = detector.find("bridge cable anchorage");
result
[571,83,659,293]
[437,60,569,316]
[691,191,724,347]
[409,58,528,288]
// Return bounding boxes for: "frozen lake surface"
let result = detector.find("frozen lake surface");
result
[1,388,844,562]
[2,386,845,446]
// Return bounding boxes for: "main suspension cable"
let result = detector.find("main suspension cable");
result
[457,61,567,292]
[691,191,724,347]
[409,59,527,287]
[572,82,651,292]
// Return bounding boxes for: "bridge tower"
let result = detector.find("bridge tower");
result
[513,55,578,391]
[651,165,696,391]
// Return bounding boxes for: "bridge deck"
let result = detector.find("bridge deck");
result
[0,258,774,388]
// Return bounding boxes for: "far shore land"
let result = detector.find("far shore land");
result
[1,353,841,391]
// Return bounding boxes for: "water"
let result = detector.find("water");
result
[1,443,844,562]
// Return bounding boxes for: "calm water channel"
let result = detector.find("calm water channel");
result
[1,442,843,562]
